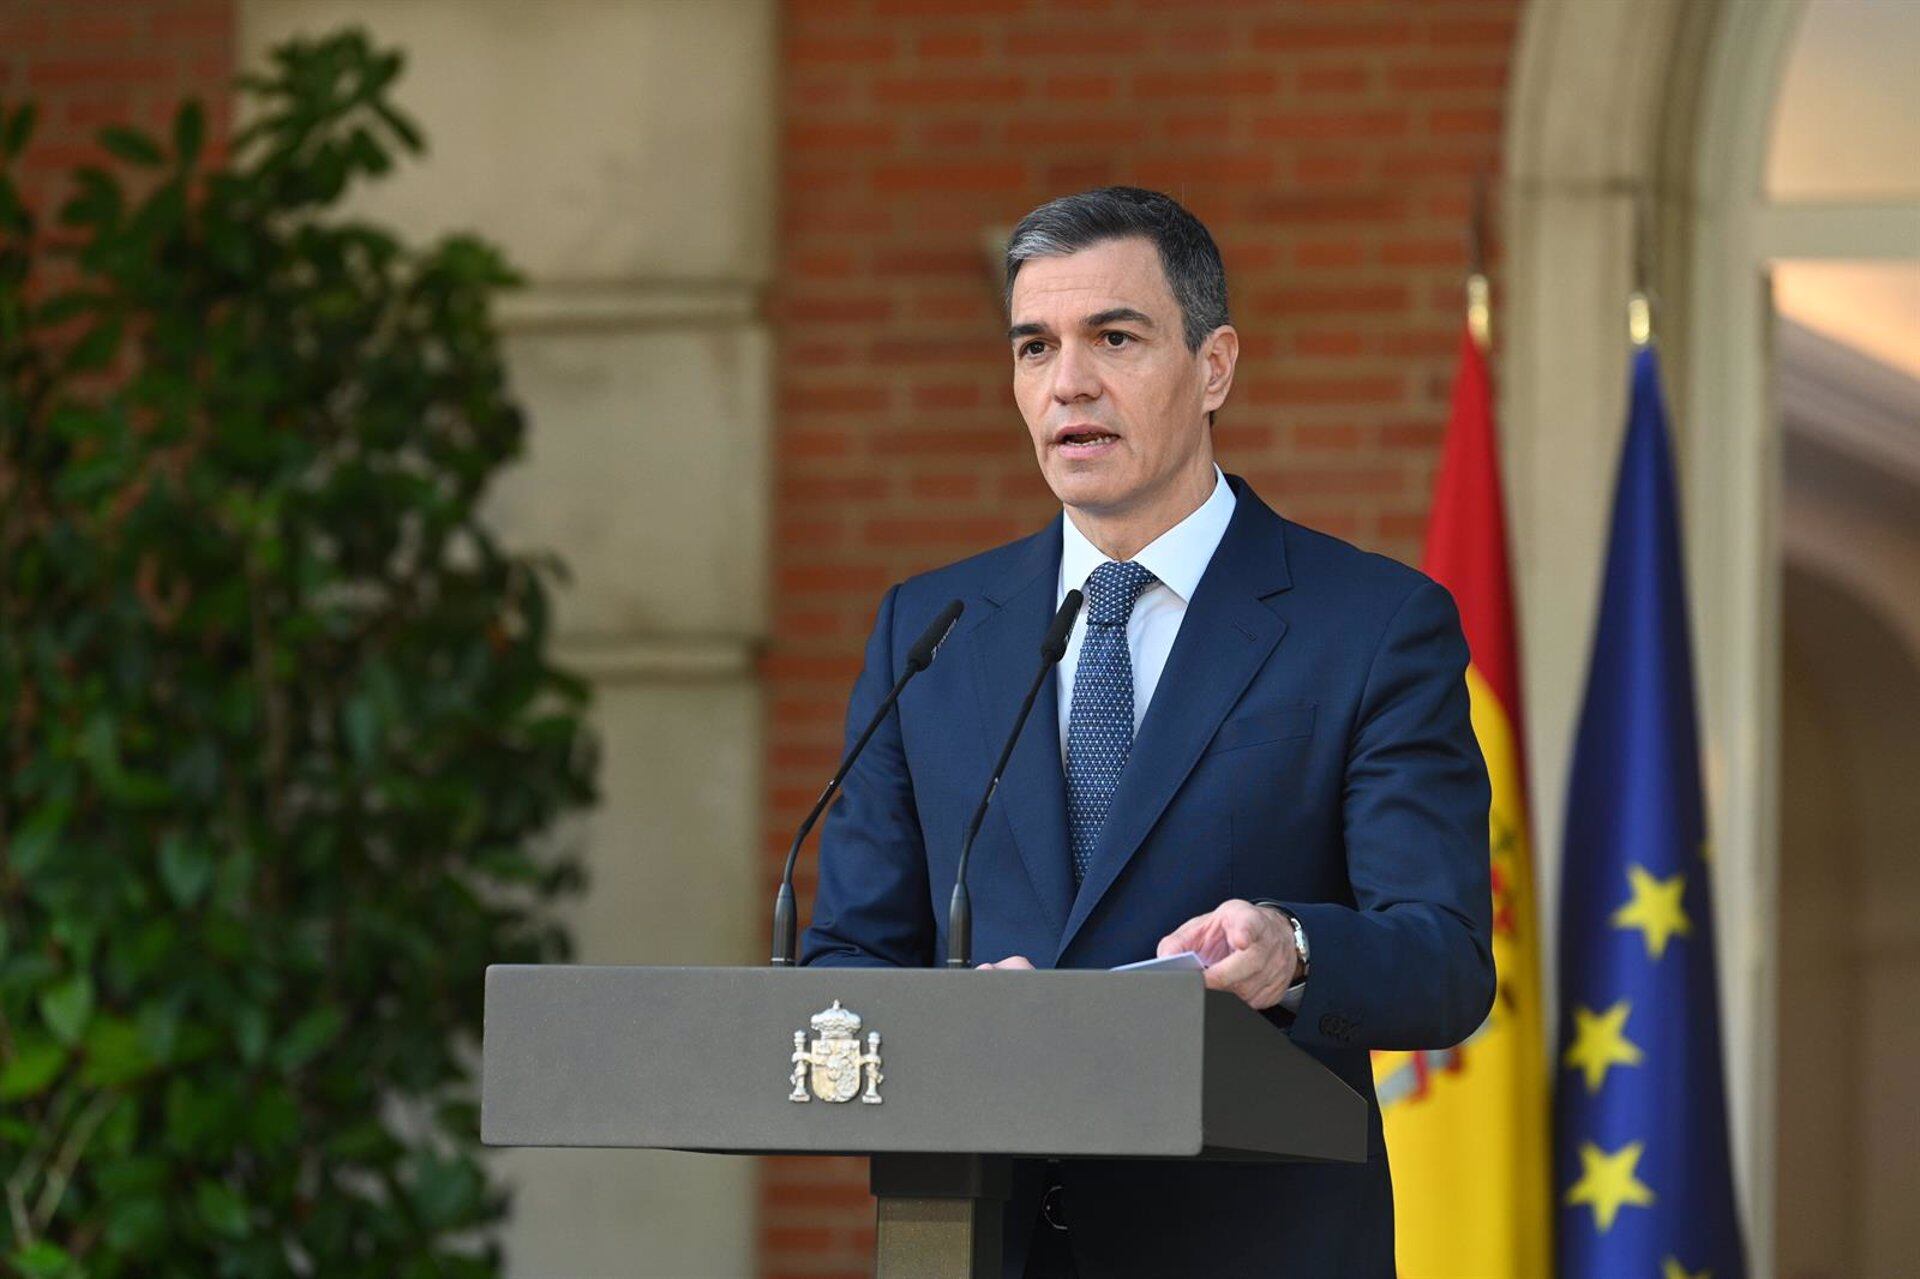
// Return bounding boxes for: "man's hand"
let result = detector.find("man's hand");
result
[1157,899,1297,1011]
[975,955,1036,971]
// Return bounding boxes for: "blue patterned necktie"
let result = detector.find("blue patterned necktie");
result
[1066,560,1158,886]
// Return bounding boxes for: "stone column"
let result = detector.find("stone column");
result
[239,4,773,1272]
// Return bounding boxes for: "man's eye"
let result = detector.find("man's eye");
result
[1101,331,1132,348]
[1020,340,1047,357]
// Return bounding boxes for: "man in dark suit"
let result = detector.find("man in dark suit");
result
[802,187,1494,1278]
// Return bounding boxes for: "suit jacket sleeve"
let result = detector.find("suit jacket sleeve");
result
[1275,578,1496,1051]
[800,584,936,968]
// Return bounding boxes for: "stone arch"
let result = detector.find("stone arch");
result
[1504,0,1808,1259]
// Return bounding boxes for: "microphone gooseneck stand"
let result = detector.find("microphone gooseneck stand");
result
[947,589,1083,969]
[771,599,964,966]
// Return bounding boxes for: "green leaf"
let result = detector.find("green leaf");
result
[374,101,424,153]
[51,915,102,966]
[122,916,181,984]
[326,1117,401,1163]
[173,100,205,165]
[0,1036,68,1100]
[136,998,181,1064]
[214,844,256,909]
[246,1083,300,1152]
[343,693,379,765]
[0,176,23,232]
[158,831,214,908]
[409,1150,482,1229]
[274,1005,342,1074]
[99,125,164,166]
[63,316,123,374]
[97,1091,138,1153]
[40,972,96,1046]
[11,1241,73,1278]
[165,1076,232,1152]
[104,1195,168,1252]
[80,1015,154,1086]
[34,288,110,325]
[96,1153,169,1197]
[10,800,69,878]
[194,1179,250,1238]
[3,102,37,158]
[56,166,122,230]
[235,1002,268,1066]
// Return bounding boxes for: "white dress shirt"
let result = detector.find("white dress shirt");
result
[1054,467,1307,1008]
[1055,465,1236,757]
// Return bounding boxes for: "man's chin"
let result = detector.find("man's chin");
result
[1049,482,1133,519]
[1043,465,1136,516]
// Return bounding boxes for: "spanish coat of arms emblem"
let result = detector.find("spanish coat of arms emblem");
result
[788,1000,883,1104]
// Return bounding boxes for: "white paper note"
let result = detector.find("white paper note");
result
[1110,950,1206,973]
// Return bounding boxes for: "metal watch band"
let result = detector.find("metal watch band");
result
[1251,899,1310,987]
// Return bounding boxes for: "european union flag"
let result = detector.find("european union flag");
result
[1554,346,1747,1277]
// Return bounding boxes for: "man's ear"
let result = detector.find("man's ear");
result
[1202,324,1239,415]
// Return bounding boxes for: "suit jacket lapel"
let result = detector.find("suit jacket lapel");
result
[1057,480,1295,957]
[968,519,1075,939]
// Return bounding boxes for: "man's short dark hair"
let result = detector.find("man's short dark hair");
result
[1003,187,1231,353]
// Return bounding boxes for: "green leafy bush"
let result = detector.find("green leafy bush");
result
[0,30,595,1277]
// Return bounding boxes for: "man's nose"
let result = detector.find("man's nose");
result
[1050,340,1102,403]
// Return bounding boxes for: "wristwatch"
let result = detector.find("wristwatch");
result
[1252,900,1310,989]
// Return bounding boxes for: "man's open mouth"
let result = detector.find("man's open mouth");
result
[1057,429,1119,447]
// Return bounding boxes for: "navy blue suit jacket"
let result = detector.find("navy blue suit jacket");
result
[803,476,1494,1277]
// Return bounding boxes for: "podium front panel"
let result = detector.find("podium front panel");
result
[484,966,1209,1157]
[482,965,1364,1162]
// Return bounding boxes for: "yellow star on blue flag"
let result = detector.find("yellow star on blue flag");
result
[1562,1000,1643,1093]
[1611,864,1691,958]
[1564,1139,1654,1232]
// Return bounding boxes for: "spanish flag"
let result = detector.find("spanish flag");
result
[1373,316,1551,1277]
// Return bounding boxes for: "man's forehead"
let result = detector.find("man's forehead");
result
[1008,238,1176,324]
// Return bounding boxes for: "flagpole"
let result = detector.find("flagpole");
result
[1467,174,1492,352]
[1628,291,1652,349]
[1629,194,1654,349]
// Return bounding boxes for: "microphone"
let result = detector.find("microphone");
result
[771,598,964,966]
[946,589,1083,969]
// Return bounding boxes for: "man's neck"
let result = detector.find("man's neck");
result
[1065,462,1218,562]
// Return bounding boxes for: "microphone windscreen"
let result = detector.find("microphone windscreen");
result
[905,598,965,672]
[1040,589,1083,664]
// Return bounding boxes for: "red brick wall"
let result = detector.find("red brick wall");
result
[0,0,233,235]
[764,1,1520,1274]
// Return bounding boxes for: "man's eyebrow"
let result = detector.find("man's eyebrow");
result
[1007,307,1157,342]
[1085,307,1155,329]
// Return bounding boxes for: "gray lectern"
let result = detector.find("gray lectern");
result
[482,965,1366,1278]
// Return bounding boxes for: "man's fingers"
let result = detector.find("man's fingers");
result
[1203,944,1264,993]
[1224,915,1256,951]
[1156,913,1215,958]
[1222,900,1270,951]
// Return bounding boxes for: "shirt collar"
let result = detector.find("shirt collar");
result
[1058,465,1236,605]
